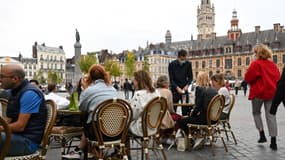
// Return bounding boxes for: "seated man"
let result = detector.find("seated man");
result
[45,83,70,110]
[0,64,47,156]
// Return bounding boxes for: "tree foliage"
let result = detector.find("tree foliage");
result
[47,71,62,84]
[142,55,150,72]
[33,70,45,84]
[125,51,136,78]
[104,59,122,80]
[78,55,97,74]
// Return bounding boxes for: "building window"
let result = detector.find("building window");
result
[29,72,32,76]
[273,55,278,64]
[202,61,206,68]
[29,64,32,69]
[33,65,36,69]
[216,59,220,68]
[209,71,213,77]
[238,70,242,78]
[246,57,250,66]
[225,59,232,69]
[41,63,43,69]
[195,61,199,69]
[209,60,212,68]
[238,58,241,66]
[283,55,285,63]
[24,64,27,69]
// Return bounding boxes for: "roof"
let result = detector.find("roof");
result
[36,45,65,54]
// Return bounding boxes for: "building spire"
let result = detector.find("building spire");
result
[228,9,241,41]
[197,0,215,40]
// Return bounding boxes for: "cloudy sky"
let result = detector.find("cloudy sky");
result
[1,0,284,58]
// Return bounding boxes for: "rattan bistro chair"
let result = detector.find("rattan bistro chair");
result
[0,98,8,118]
[187,95,228,156]
[219,94,237,144]
[5,99,57,160]
[87,98,133,160]
[129,96,168,160]
[0,115,11,160]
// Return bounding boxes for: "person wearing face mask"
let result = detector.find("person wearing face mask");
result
[168,49,193,116]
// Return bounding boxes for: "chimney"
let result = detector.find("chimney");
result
[255,26,260,33]
[211,32,216,39]
[59,45,63,49]
[280,26,284,32]
[273,23,280,32]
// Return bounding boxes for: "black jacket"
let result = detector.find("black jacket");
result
[191,86,218,124]
[270,67,285,115]
[168,59,193,92]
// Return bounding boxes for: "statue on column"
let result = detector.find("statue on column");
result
[76,29,80,42]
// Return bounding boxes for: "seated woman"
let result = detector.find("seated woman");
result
[178,71,217,133]
[129,70,160,137]
[79,64,118,140]
[156,75,181,128]
[211,73,231,120]
[63,64,118,159]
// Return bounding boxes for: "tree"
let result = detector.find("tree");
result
[78,54,97,74]
[33,70,45,84]
[142,55,150,72]
[47,71,62,84]
[125,51,136,78]
[104,60,122,81]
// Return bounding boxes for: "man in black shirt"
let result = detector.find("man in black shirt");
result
[168,49,193,116]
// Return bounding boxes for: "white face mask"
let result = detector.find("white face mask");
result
[179,60,186,64]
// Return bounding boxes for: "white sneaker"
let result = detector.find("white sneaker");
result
[193,138,204,150]
[62,151,81,159]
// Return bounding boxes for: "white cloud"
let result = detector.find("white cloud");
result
[0,0,284,58]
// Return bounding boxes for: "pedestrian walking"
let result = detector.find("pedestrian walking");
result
[234,79,240,95]
[123,78,131,100]
[241,80,248,96]
[270,66,285,140]
[245,44,280,150]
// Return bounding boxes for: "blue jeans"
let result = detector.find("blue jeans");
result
[0,132,39,156]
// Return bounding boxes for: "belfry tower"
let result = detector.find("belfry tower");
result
[227,9,242,41]
[197,0,215,40]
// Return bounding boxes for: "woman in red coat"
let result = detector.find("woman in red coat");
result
[245,44,280,150]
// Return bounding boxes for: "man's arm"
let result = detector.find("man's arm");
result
[168,62,178,89]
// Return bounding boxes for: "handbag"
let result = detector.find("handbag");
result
[161,110,175,129]
[176,129,188,151]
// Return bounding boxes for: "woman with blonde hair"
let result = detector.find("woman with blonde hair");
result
[178,71,217,131]
[129,70,160,137]
[245,44,280,150]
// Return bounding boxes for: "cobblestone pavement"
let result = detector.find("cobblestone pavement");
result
[46,90,285,160]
